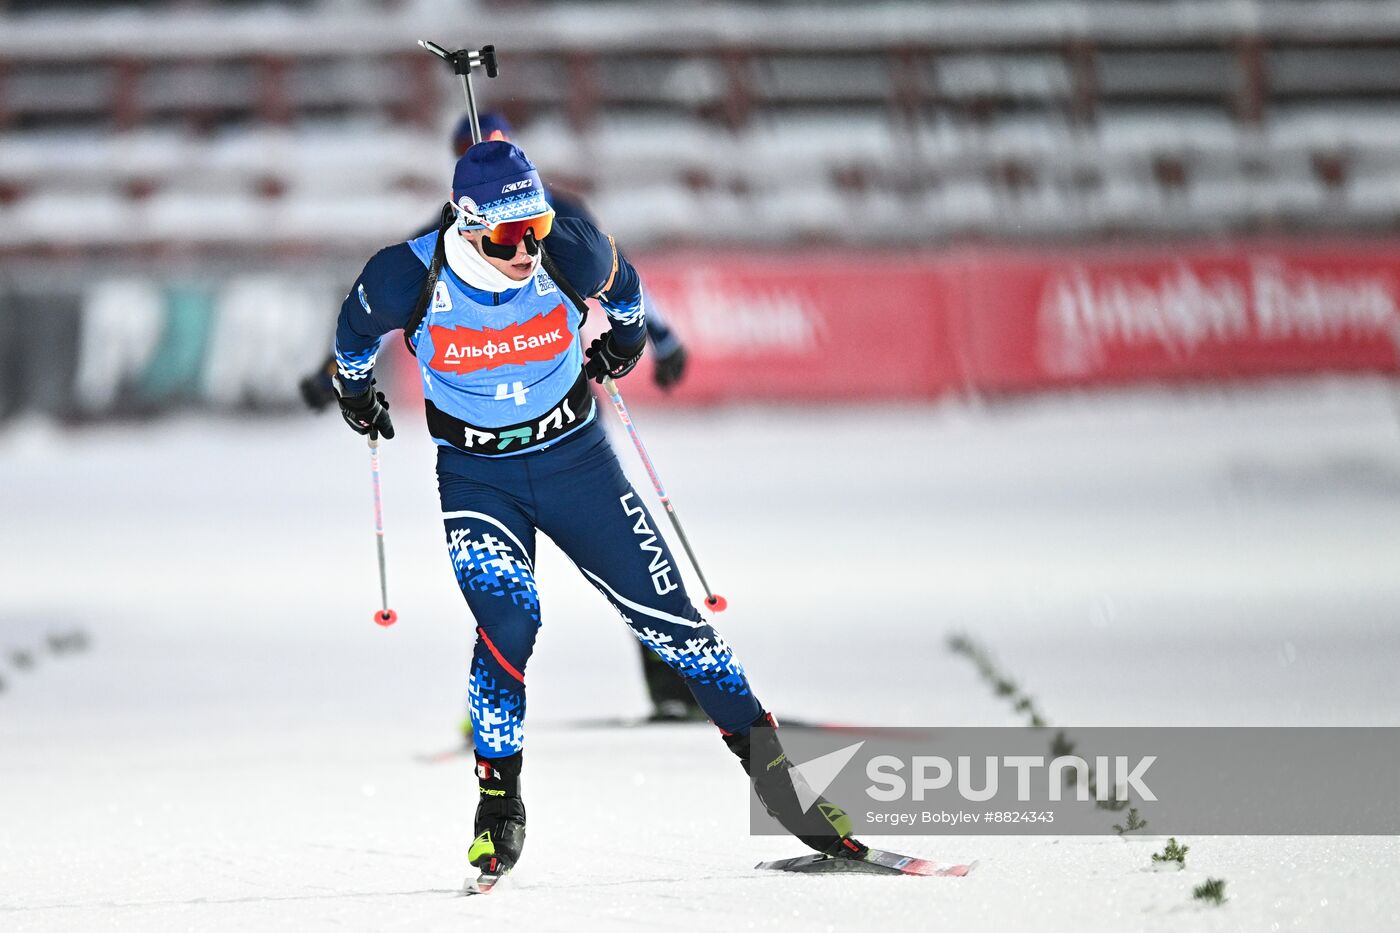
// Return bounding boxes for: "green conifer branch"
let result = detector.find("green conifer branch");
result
[1193,878,1227,905]
[1151,838,1189,866]
[1112,807,1148,834]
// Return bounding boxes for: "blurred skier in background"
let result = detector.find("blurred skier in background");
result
[329,140,863,887]
[301,112,699,730]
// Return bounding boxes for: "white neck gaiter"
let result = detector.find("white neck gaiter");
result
[443,229,537,294]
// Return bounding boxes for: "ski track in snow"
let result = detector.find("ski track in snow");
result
[3,376,1400,931]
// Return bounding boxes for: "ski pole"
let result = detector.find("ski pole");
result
[600,375,727,612]
[368,432,398,627]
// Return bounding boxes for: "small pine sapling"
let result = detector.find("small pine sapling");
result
[1151,838,1189,868]
[1193,878,1227,906]
[1113,807,1148,834]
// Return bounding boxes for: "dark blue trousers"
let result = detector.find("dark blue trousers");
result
[436,418,761,758]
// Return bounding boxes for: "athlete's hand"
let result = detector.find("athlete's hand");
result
[652,343,687,390]
[336,380,395,439]
[584,331,645,384]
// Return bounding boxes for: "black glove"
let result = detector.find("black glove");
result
[336,380,395,439]
[298,356,338,412]
[652,343,687,390]
[584,331,645,384]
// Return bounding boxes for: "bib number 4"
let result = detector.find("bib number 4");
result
[495,381,529,407]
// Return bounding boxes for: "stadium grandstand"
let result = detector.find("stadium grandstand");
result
[5,1,1400,257]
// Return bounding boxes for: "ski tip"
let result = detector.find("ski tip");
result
[463,855,512,895]
[463,872,507,895]
[898,858,977,878]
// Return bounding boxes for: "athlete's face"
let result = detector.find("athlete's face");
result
[463,229,538,281]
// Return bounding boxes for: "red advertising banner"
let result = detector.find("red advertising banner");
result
[954,243,1400,393]
[388,241,1400,407]
[612,252,955,404]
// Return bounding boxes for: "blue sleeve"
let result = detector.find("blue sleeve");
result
[333,242,428,396]
[546,216,646,349]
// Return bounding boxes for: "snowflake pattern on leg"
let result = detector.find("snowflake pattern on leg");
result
[447,526,540,624]
[469,658,525,756]
[629,620,751,695]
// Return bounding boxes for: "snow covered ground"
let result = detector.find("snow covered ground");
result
[4,377,1400,931]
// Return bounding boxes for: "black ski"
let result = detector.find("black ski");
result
[756,847,975,877]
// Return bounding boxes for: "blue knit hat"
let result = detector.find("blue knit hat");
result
[452,112,513,153]
[450,140,549,228]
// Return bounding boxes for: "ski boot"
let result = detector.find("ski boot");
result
[466,751,526,893]
[723,711,867,859]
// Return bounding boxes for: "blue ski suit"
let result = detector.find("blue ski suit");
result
[334,217,761,758]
